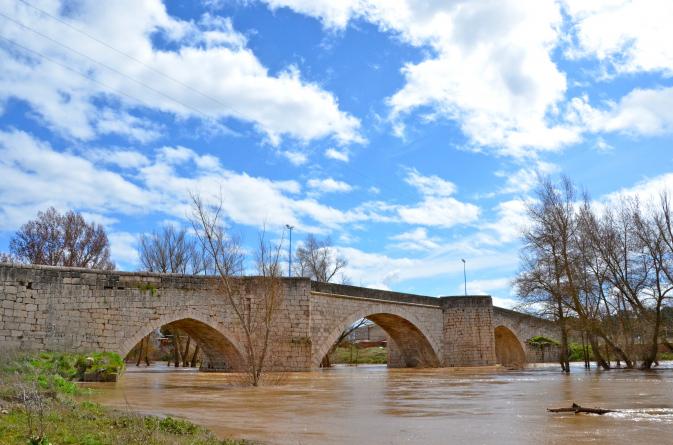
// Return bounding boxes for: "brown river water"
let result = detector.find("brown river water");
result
[84,363,673,445]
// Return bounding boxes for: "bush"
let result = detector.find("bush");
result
[527,336,559,347]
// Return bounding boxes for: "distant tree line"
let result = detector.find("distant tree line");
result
[516,177,673,371]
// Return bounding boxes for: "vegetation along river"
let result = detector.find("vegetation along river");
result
[85,363,673,445]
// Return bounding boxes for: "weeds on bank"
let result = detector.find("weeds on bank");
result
[0,352,256,445]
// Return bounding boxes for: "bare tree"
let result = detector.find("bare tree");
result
[137,225,211,367]
[0,252,19,263]
[190,193,284,386]
[138,225,211,275]
[294,234,348,283]
[9,207,114,269]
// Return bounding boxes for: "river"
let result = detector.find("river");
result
[85,363,673,444]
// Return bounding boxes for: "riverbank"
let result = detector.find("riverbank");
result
[0,353,255,445]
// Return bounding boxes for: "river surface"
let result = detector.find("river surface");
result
[85,363,673,444]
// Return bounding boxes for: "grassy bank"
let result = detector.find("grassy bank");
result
[330,346,387,365]
[0,352,254,445]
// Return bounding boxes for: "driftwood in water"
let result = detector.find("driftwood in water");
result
[547,403,614,415]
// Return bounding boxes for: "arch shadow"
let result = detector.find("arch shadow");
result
[315,309,441,368]
[119,311,246,372]
[494,325,526,368]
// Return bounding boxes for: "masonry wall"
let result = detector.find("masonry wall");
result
[309,282,444,368]
[492,307,561,363]
[0,264,561,371]
[440,296,497,366]
[0,264,313,371]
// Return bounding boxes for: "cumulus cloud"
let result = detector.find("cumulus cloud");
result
[261,0,577,155]
[306,178,353,194]
[389,227,440,251]
[396,169,480,228]
[569,88,673,137]
[324,147,349,162]
[0,0,361,145]
[563,0,673,76]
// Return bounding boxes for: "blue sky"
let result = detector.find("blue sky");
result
[1,0,673,307]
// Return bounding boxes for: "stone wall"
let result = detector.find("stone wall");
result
[0,264,313,371]
[309,282,444,368]
[0,264,560,370]
[492,307,561,364]
[441,296,496,366]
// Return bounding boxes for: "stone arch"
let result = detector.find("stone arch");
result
[314,306,441,368]
[494,325,526,367]
[118,310,246,371]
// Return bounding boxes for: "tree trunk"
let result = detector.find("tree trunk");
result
[642,303,663,369]
[558,303,570,373]
[548,403,614,415]
[182,337,191,367]
[172,331,182,367]
[136,336,145,367]
[144,336,150,366]
[190,344,200,368]
[587,332,610,370]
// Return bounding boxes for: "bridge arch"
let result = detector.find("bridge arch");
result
[118,310,246,371]
[494,325,526,367]
[314,305,441,368]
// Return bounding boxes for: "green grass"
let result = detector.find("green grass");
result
[0,352,256,445]
[330,346,387,365]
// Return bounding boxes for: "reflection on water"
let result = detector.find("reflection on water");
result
[84,363,673,444]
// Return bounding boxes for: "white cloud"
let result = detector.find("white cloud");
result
[484,199,531,245]
[0,0,362,145]
[324,147,349,162]
[569,88,673,137]
[108,231,139,267]
[280,150,309,166]
[307,178,353,194]
[389,227,440,251]
[396,169,480,228]
[262,0,576,155]
[563,0,673,76]
[404,168,456,197]
[0,129,150,230]
[601,172,673,207]
[493,160,558,195]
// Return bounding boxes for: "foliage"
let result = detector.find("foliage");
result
[568,343,594,362]
[331,346,387,365]
[0,354,254,445]
[527,336,560,347]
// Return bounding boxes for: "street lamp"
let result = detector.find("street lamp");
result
[286,224,294,277]
[461,259,467,296]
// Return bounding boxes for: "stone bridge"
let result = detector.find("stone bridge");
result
[0,264,560,370]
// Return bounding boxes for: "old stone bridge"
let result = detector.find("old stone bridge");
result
[0,264,559,370]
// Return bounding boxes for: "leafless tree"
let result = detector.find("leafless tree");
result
[137,225,211,367]
[9,207,114,269]
[0,252,19,263]
[138,225,211,275]
[190,193,284,386]
[294,234,348,283]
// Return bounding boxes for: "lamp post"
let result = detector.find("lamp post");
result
[461,259,467,296]
[286,224,294,277]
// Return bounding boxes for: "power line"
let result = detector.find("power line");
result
[13,0,247,118]
[0,34,172,113]
[0,11,222,120]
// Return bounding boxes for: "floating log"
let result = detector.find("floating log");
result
[547,403,614,415]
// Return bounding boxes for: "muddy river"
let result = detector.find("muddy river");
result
[85,363,673,444]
